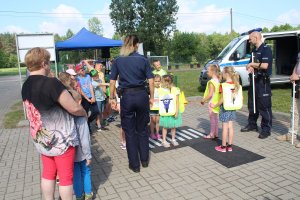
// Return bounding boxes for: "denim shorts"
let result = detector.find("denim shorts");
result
[96,100,105,113]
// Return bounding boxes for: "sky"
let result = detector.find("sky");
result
[0,0,300,38]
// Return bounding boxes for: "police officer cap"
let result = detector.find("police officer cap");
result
[248,28,262,34]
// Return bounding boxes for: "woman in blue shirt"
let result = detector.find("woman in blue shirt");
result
[109,35,154,173]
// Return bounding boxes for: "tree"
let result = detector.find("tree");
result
[170,32,199,63]
[271,23,294,32]
[88,17,104,36]
[110,0,178,55]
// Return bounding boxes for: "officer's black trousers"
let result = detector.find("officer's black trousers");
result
[120,90,150,168]
[248,75,272,135]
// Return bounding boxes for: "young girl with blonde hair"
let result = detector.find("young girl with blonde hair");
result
[201,64,220,139]
[211,66,241,152]
[159,75,182,148]
[150,74,162,139]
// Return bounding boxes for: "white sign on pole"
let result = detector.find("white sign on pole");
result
[16,34,56,63]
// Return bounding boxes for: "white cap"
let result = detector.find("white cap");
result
[66,69,77,76]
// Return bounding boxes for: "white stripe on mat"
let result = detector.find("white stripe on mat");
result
[149,138,162,146]
[176,131,192,139]
[187,129,206,137]
[149,143,155,148]
[181,130,199,138]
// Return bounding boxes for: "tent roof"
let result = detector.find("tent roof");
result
[55,27,123,50]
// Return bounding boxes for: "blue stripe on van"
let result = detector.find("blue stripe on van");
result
[219,60,249,67]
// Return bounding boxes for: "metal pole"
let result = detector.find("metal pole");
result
[15,34,27,120]
[252,53,256,114]
[292,82,296,145]
[230,8,233,34]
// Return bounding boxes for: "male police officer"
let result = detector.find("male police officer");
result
[241,30,273,139]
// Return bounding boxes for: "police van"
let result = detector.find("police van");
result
[199,30,300,87]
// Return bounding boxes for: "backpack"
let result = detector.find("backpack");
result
[222,83,243,110]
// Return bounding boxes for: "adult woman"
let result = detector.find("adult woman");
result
[21,48,87,200]
[109,35,154,172]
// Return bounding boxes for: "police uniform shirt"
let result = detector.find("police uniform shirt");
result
[110,52,154,88]
[250,43,273,76]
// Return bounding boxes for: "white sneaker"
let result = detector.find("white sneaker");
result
[120,142,126,150]
[97,127,102,132]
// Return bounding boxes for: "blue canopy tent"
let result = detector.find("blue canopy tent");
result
[55,27,123,50]
[55,27,122,73]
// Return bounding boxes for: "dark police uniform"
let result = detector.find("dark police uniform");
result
[247,43,273,136]
[110,52,154,170]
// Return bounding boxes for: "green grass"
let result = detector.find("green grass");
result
[0,67,27,76]
[3,101,24,129]
[172,69,292,113]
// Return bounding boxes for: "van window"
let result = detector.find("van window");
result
[217,37,240,60]
[229,40,251,61]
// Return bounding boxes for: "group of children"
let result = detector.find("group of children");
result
[149,74,183,147]
[201,65,242,152]
[54,61,241,198]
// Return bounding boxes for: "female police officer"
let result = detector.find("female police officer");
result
[109,35,154,172]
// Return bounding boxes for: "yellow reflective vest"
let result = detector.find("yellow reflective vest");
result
[150,87,160,110]
[221,83,243,110]
[203,79,221,113]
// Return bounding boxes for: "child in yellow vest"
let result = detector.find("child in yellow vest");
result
[211,66,240,152]
[201,65,220,139]
[150,75,161,139]
[159,75,182,148]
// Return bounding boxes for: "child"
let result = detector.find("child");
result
[211,66,240,152]
[114,79,126,150]
[59,72,93,200]
[201,65,220,139]
[150,75,161,139]
[90,69,109,131]
[159,74,182,148]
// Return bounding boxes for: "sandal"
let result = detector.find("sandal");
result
[162,141,170,148]
[171,139,179,146]
[203,135,216,139]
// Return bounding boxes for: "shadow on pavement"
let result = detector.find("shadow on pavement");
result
[90,136,112,199]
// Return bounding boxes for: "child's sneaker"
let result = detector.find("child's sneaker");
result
[150,133,157,139]
[120,142,126,150]
[156,133,161,139]
[215,145,227,152]
[85,192,93,200]
[227,145,233,152]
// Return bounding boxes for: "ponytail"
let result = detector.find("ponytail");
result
[120,35,139,56]
[223,66,240,93]
[232,71,240,92]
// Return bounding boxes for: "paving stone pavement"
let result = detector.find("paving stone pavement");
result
[1,76,300,200]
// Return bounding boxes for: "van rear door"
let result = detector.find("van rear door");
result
[263,32,300,84]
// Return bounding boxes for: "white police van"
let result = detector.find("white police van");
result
[200,29,300,87]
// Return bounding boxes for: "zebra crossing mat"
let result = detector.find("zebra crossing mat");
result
[150,126,265,168]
